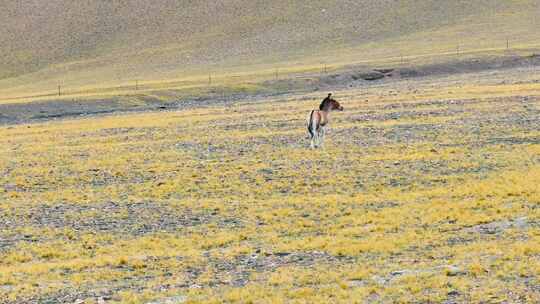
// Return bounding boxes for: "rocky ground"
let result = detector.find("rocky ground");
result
[0,61,539,303]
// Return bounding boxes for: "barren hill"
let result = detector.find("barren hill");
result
[1,0,539,98]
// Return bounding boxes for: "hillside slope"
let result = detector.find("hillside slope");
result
[1,0,539,98]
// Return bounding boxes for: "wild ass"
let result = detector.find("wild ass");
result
[307,93,343,148]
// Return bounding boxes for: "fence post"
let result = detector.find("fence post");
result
[58,85,61,97]
[320,64,326,76]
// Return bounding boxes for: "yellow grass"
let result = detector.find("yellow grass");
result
[0,72,539,303]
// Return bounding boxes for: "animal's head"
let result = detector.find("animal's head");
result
[329,98,344,111]
[320,93,344,111]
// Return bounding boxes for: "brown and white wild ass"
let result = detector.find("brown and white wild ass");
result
[307,93,344,148]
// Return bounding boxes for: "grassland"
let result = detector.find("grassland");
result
[1,65,539,303]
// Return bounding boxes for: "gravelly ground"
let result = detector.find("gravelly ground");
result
[1,64,539,303]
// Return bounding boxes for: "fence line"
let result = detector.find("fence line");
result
[2,42,539,102]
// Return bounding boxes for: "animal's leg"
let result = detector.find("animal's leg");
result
[312,131,319,148]
[319,127,325,148]
[315,128,322,148]
[307,110,316,149]
[308,123,316,149]
[309,126,317,149]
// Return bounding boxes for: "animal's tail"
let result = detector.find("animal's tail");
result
[307,110,315,138]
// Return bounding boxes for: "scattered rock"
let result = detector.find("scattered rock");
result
[465,217,529,235]
[0,284,13,292]
[513,217,528,229]
[390,270,409,276]
[347,279,366,287]
[445,266,464,277]
[146,295,186,304]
